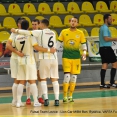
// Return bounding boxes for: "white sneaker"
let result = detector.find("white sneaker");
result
[34,102,41,107]
[16,102,21,108]
[12,100,17,107]
[16,102,25,108]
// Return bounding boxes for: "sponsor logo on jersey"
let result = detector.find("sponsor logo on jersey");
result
[45,33,54,35]
[76,35,79,38]
[69,40,75,45]
[17,36,28,40]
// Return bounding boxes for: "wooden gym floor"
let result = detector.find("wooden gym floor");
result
[0,88,117,117]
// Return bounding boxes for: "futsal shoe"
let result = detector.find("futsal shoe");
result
[44,99,49,106]
[34,102,41,107]
[100,84,110,89]
[63,97,68,103]
[38,97,44,104]
[26,98,31,105]
[16,102,25,108]
[12,100,17,107]
[109,83,117,88]
[68,97,74,103]
[54,100,59,106]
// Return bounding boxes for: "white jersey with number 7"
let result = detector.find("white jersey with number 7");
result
[14,34,38,65]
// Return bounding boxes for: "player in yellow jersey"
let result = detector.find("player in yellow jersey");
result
[57,17,87,103]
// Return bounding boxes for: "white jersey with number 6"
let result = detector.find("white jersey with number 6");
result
[38,29,57,60]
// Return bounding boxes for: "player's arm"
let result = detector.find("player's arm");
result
[6,41,24,57]
[6,34,24,57]
[11,28,32,36]
[11,28,40,38]
[81,43,87,60]
[103,27,117,41]
[57,30,64,49]
[31,36,56,53]
[56,40,63,50]
[6,33,16,52]
[6,40,13,51]
[80,32,87,60]
[33,44,55,53]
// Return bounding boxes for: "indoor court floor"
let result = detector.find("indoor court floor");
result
[0,88,117,117]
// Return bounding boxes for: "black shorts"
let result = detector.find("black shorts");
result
[99,47,117,64]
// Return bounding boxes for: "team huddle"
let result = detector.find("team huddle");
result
[6,17,87,108]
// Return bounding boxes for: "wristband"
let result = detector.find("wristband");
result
[83,51,87,55]
[48,48,50,52]
[15,29,19,33]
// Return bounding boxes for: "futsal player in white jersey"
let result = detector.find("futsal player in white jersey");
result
[37,19,59,106]
[11,19,60,106]
[13,20,56,108]
[6,18,25,107]
[26,19,44,105]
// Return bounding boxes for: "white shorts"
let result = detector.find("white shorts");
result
[10,58,18,78]
[39,59,59,79]
[17,64,37,80]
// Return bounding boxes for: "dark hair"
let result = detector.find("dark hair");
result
[21,20,29,30]
[32,19,40,24]
[16,17,25,25]
[73,16,78,20]
[103,14,111,22]
[71,17,78,23]
[41,18,49,26]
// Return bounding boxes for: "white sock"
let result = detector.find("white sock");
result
[38,81,43,98]
[17,84,24,103]
[26,82,30,99]
[52,81,59,100]
[41,81,48,100]
[30,83,38,103]
[12,83,18,102]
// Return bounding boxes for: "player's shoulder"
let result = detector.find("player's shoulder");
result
[43,29,55,36]
[76,29,84,34]
[50,30,56,35]
[9,33,18,41]
[62,28,70,32]
[32,29,42,33]
[61,28,69,33]
[9,32,17,37]
[16,34,28,39]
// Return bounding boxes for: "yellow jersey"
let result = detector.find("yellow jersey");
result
[58,28,86,59]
